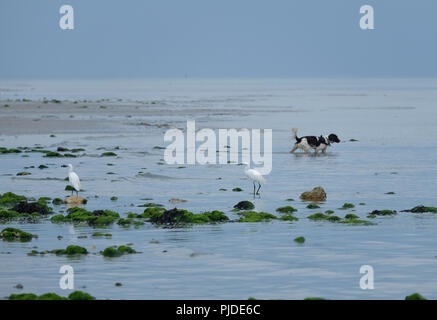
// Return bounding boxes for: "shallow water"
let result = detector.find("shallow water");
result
[1,78,437,299]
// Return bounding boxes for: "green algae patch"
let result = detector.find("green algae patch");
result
[145,208,228,225]
[100,152,117,157]
[344,214,359,220]
[402,206,437,213]
[0,227,34,242]
[68,291,95,300]
[52,198,64,205]
[306,203,320,209]
[44,151,64,158]
[340,219,376,226]
[369,209,397,216]
[0,147,22,154]
[405,293,427,300]
[232,187,243,192]
[307,213,342,222]
[50,207,119,226]
[304,297,326,300]
[9,291,95,300]
[237,211,277,222]
[102,245,138,257]
[11,199,52,215]
[50,245,88,256]
[233,201,255,211]
[0,192,26,207]
[279,214,299,222]
[138,202,163,208]
[276,206,297,214]
[339,203,355,210]
[110,196,118,201]
[92,232,112,237]
[294,236,305,244]
[325,210,335,214]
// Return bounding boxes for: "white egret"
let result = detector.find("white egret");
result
[242,162,266,195]
[67,164,81,197]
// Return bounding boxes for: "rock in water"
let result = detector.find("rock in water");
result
[168,198,188,204]
[65,196,87,206]
[300,186,326,201]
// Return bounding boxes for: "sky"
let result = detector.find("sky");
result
[0,0,436,78]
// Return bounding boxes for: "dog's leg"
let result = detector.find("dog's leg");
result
[303,145,311,154]
[290,144,298,153]
[322,148,327,154]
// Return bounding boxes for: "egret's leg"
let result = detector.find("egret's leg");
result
[71,189,73,196]
[253,182,256,195]
[256,183,261,195]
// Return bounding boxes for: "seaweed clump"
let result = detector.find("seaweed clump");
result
[276,206,297,213]
[50,207,119,226]
[102,245,138,257]
[237,211,277,222]
[0,192,27,207]
[0,227,34,242]
[402,206,437,213]
[9,291,95,300]
[233,201,255,211]
[144,208,228,225]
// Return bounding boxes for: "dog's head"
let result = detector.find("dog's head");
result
[328,134,340,143]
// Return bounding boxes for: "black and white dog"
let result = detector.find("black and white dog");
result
[290,127,340,154]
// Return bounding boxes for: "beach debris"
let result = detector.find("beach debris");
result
[300,186,326,201]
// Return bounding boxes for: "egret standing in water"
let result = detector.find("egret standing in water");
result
[67,164,81,197]
[242,162,266,196]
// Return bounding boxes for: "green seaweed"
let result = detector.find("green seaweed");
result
[0,192,26,207]
[276,206,297,213]
[101,152,117,157]
[237,211,277,222]
[294,236,305,244]
[102,245,138,257]
[233,201,255,211]
[339,203,355,210]
[405,293,427,300]
[0,227,34,242]
[306,203,320,209]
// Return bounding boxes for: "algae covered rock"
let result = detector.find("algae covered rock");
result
[0,227,34,242]
[402,206,437,213]
[0,192,27,207]
[234,201,255,211]
[405,293,427,300]
[369,209,397,216]
[237,211,277,222]
[102,245,138,257]
[50,207,119,226]
[300,186,326,201]
[294,236,305,244]
[145,208,228,225]
[11,200,52,215]
[276,206,297,213]
[8,291,95,300]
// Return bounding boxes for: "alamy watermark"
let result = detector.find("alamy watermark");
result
[163,120,272,175]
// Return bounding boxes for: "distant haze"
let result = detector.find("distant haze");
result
[1,0,436,78]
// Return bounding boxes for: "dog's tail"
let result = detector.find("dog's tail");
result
[291,127,299,141]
